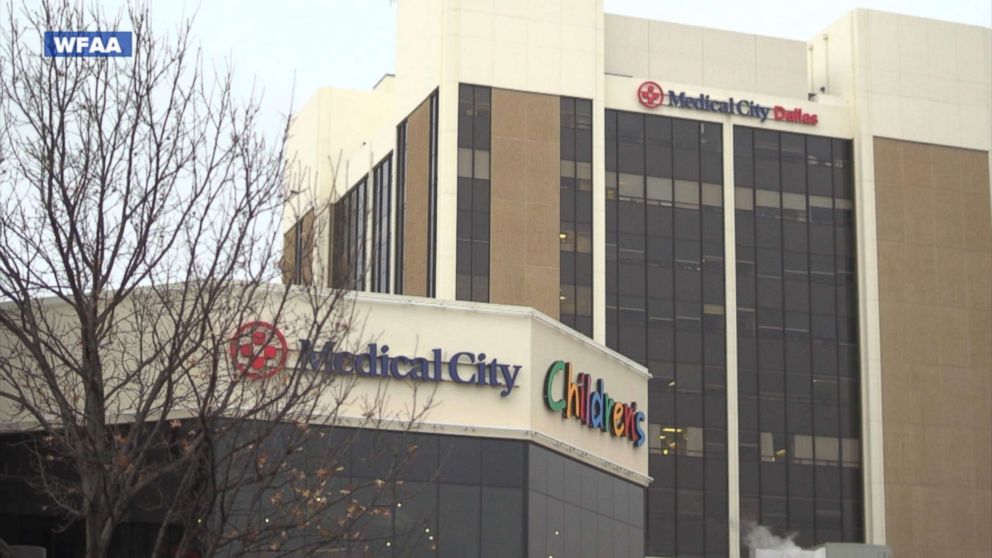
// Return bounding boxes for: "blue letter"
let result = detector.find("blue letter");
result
[633,411,646,448]
[296,339,334,373]
[333,351,354,375]
[390,356,410,379]
[448,352,477,383]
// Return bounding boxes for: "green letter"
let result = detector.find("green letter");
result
[544,361,566,413]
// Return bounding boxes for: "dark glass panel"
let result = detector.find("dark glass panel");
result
[480,487,522,558]
[439,485,481,558]
[735,126,859,546]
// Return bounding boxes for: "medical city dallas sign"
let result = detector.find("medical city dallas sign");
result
[637,80,819,126]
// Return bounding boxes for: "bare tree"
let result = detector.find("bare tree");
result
[0,1,434,556]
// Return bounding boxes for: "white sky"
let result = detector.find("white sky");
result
[134,0,990,138]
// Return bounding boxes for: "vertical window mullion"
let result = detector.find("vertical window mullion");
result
[429,90,438,297]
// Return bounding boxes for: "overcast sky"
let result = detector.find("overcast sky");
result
[135,0,991,137]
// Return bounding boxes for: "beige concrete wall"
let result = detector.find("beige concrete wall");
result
[873,137,992,558]
[394,0,443,122]
[811,11,991,152]
[810,12,992,542]
[605,15,809,100]
[489,89,561,318]
[401,98,432,296]
[449,0,602,99]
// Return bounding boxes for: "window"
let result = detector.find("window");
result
[371,155,393,293]
[560,97,593,336]
[333,178,368,290]
[649,425,704,457]
[284,209,314,286]
[395,121,407,293]
[607,110,726,556]
[528,445,645,558]
[456,84,491,302]
[734,126,861,548]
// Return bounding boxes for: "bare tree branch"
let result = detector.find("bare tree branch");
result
[0,2,435,557]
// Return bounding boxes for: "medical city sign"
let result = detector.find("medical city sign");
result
[229,322,522,397]
[637,80,819,126]
[229,321,289,380]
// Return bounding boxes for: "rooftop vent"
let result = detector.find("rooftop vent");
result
[752,543,892,558]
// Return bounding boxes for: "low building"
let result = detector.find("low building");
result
[0,291,649,556]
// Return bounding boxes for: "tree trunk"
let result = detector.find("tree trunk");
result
[85,508,108,558]
[82,464,112,558]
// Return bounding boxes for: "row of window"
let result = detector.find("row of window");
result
[560,97,594,336]
[606,110,729,558]
[282,154,388,292]
[734,126,862,550]
[318,91,436,295]
[456,84,491,302]
[332,176,367,290]
[634,429,863,477]
[372,155,393,293]
[284,209,313,286]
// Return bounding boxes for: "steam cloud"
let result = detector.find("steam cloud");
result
[742,520,801,551]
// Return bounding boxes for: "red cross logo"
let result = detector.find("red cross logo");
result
[638,81,664,109]
[229,321,288,380]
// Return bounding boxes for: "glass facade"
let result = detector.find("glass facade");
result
[1,430,643,558]
[342,430,528,557]
[372,154,393,293]
[733,127,861,549]
[333,177,368,290]
[528,445,645,558]
[0,433,187,558]
[456,84,492,303]
[559,97,594,337]
[605,110,727,557]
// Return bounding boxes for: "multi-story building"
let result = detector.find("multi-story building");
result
[282,2,991,557]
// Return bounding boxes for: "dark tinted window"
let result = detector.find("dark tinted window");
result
[734,126,861,550]
[372,155,393,293]
[560,97,594,336]
[333,177,368,289]
[456,84,491,302]
[606,110,726,556]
